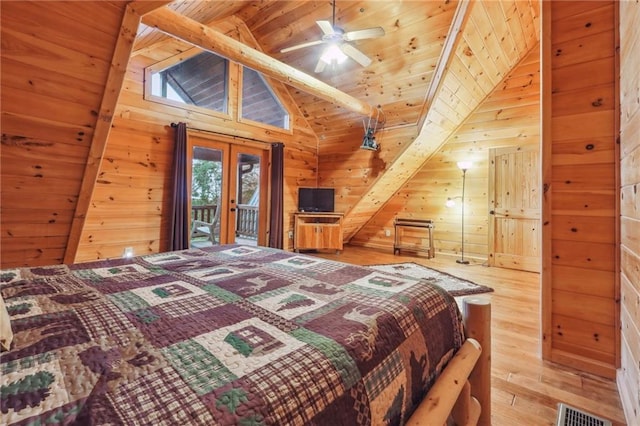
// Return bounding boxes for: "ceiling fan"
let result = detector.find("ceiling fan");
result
[280,1,385,73]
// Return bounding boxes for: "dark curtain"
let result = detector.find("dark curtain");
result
[169,122,189,251]
[268,143,284,249]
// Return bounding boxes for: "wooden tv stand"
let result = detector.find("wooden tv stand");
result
[294,212,344,253]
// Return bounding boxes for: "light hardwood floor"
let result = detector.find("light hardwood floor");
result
[310,245,627,426]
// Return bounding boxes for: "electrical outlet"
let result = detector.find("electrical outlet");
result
[122,247,134,258]
[288,231,294,239]
[385,229,391,237]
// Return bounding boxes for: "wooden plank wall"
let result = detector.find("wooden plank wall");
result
[618,0,640,423]
[0,1,128,268]
[74,19,318,262]
[348,47,540,260]
[331,0,540,243]
[542,0,619,379]
[318,121,418,226]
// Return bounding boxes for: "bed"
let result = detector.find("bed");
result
[0,244,490,425]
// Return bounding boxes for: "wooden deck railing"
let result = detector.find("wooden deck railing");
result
[236,204,258,240]
[192,204,217,223]
[191,204,258,241]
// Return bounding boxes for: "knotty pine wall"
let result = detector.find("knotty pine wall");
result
[542,0,619,379]
[318,124,418,222]
[0,1,129,268]
[618,0,640,423]
[343,47,540,261]
[73,20,318,262]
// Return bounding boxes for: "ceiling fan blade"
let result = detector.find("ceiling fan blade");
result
[280,39,324,53]
[343,27,385,41]
[314,57,327,73]
[341,44,372,67]
[316,20,335,35]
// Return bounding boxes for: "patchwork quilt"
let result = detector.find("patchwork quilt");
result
[1,245,464,425]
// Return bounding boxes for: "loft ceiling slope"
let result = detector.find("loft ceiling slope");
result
[341,0,541,241]
[141,7,376,117]
[134,1,247,52]
[341,0,472,241]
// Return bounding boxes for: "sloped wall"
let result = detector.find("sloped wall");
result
[618,0,640,423]
[349,48,540,260]
[0,1,128,268]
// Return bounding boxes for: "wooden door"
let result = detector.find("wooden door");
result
[188,136,269,247]
[489,145,541,272]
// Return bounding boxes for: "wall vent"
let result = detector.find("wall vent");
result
[556,403,612,426]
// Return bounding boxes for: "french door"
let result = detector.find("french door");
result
[188,135,269,247]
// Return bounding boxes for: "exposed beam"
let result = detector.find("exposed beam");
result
[419,0,472,127]
[128,0,173,16]
[64,4,142,263]
[141,7,375,117]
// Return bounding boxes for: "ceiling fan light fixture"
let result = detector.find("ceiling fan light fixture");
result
[320,44,348,64]
[279,0,384,72]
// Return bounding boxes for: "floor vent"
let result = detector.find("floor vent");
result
[556,403,612,426]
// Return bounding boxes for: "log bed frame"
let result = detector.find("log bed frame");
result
[409,297,492,426]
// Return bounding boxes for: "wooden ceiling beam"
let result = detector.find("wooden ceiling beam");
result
[128,1,174,16]
[141,7,375,117]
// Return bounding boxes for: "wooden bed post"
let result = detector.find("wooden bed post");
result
[408,297,491,426]
[407,338,482,425]
[463,297,492,426]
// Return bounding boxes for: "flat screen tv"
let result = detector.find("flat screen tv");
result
[298,187,335,212]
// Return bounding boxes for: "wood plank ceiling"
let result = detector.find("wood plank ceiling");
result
[133,0,540,239]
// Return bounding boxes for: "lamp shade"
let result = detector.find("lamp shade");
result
[457,161,472,171]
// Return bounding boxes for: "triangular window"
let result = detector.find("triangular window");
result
[146,51,289,131]
[149,51,228,113]
[241,68,289,130]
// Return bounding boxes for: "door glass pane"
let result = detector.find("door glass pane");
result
[235,153,260,246]
[191,147,223,247]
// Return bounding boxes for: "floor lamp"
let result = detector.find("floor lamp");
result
[456,161,472,264]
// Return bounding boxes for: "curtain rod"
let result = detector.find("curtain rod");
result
[170,122,281,146]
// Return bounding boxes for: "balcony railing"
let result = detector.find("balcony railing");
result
[236,204,258,240]
[192,204,217,223]
[191,204,258,241]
